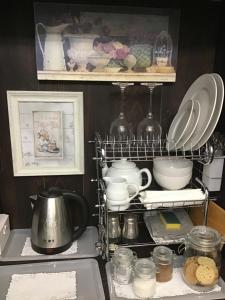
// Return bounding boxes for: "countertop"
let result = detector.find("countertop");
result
[0,245,224,300]
[96,245,225,300]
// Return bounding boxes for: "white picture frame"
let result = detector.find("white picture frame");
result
[7,90,84,176]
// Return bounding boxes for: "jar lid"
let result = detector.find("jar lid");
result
[134,258,156,278]
[188,226,221,250]
[112,158,136,169]
[152,246,173,264]
[113,247,134,263]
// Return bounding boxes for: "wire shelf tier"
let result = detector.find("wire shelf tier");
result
[91,133,215,165]
[98,177,208,213]
[91,133,211,261]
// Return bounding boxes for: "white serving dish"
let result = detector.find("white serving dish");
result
[153,168,192,190]
[153,157,193,177]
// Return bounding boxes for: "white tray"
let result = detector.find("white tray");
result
[105,262,225,300]
[0,226,99,262]
[0,258,105,300]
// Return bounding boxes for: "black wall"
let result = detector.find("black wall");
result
[0,0,224,228]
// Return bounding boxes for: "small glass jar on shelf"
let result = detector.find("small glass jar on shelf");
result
[132,258,156,298]
[152,245,173,282]
[111,247,136,284]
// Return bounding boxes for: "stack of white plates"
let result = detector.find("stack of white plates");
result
[167,73,224,151]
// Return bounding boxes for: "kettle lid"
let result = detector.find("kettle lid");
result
[40,187,63,198]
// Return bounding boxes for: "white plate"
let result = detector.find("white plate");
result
[178,74,217,151]
[167,100,201,150]
[167,99,194,150]
[192,73,224,150]
[179,100,201,149]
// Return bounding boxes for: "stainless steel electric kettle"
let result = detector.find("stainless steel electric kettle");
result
[30,187,89,255]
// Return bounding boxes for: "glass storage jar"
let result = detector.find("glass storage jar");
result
[111,247,136,284]
[152,246,173,282]
[182,225,221,292]
[132,258,156,298]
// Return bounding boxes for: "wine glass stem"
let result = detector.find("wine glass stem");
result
[120,86,125,113]
[148,86,154,116]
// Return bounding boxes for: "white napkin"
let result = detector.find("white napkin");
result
[6,271,77,300]
[21,237,78,256]
[139,189,205,209]
[113,268,221,299]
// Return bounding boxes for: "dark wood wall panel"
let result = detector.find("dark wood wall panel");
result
[0,0,223,228]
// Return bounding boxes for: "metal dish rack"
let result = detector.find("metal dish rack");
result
[91,133,215,260]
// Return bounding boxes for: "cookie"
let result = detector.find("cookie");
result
[184,260,199,285]
[195,264,217,286]
[197,256,216,268]
[184,257,197,273]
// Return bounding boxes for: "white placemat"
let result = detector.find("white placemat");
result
[113,268,221,299]
[21,237,78,256]
[6,271,77,300]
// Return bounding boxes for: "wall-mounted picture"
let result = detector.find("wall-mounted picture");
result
[7,91,84,176]
[33,111,63,159]
[34,3,180,82]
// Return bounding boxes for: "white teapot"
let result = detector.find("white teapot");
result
[102,158,152,194]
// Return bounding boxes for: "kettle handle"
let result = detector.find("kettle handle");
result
[63,191,89,241]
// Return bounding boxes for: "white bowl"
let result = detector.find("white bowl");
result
[153,157,193,177]
[153,168,192,190]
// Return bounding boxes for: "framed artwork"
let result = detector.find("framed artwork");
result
[7,91,84,176]
[34,3,180,82]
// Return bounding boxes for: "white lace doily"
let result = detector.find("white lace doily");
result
[6,271,77,300]
[113,268,222,299]
[21,237,78,256]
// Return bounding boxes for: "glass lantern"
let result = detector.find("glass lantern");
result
[153,31,173,67]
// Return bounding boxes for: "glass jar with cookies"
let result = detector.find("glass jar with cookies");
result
[182,225,221,292]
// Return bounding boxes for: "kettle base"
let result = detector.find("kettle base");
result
[31,241,73,255]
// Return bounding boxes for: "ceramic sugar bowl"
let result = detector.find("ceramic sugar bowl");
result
[102,158,152,194]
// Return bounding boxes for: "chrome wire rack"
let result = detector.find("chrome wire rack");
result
[90,132,213,260]
[91,132,215,166]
